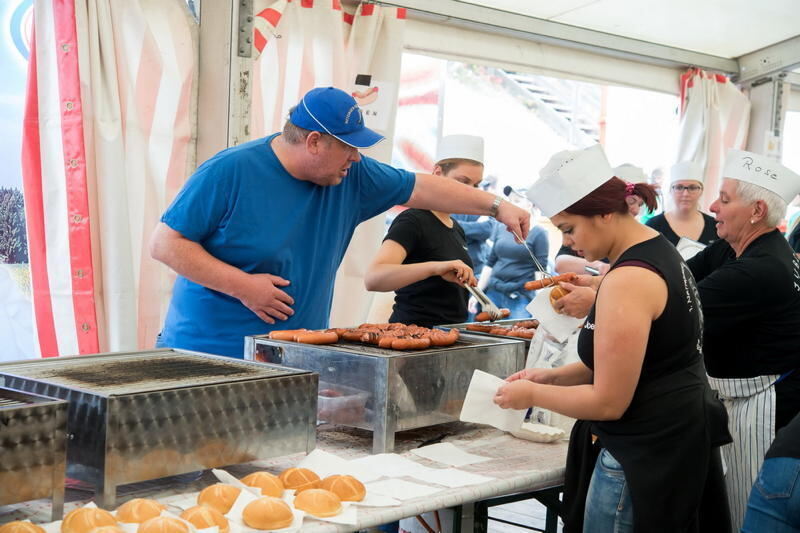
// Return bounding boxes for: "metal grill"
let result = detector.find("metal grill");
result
[0,350,295,395]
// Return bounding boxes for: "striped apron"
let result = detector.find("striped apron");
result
[707,374,779,532]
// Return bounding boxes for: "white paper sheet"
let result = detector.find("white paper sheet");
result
[526,287,584,343]
[348,453,436,479]
[297,448,380,483]
[418,468,494,488]
[676,236,706,260]
[409,443,491,467]
[459,369,527,433]
[352,493,402,507]
[365,479,443,501]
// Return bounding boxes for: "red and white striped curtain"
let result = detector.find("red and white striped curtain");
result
[21,0,197,357]
[675,68,750,210]
[250,0,407,326]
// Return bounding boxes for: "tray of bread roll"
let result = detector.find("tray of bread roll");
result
[0,387,68,520]
[245,330,525,454]
[0,349,319,510]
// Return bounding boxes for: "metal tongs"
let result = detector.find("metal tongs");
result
[512,230,549,279]
[465,284,503,321]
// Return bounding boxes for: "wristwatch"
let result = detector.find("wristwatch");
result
[489,196,502,218]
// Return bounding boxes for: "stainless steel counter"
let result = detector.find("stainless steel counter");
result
[245,333,525,453]
[0,349,318,508]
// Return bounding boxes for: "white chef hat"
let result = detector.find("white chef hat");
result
[670,161,705,184]
[526,144,614,217]
[435,134,484,165]
[612,164,647,183]
[722,149,800,203]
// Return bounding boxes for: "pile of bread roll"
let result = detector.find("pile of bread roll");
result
[0,466,365,533]
[196,467,366,529]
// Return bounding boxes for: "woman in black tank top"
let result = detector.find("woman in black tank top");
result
[493,149,731,533]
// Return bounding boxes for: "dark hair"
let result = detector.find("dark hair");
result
[565,176,658,217]
[282,106,313,144]
[436,158,484,175]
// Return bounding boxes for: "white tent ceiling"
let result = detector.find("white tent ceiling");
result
[459,0,800,59]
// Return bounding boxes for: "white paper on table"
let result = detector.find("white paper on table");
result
[459,369,527,433]
[365,479,443,501]
[410,442,491,467]
[41,521,61,533]
[352,493,402,507]
[298,448,379,483]
[349,453,436,479]
[164,490,201,511]
[526,287,584,343]
[416,468,494,488]
[225,484,260,521]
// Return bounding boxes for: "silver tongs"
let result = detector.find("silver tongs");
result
[465,284,503,321]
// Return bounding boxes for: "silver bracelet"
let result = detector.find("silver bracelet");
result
[489,196,502,218]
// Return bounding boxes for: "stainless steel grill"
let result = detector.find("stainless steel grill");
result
[245,332,525,453]
[0,387,67,520]
[0,349,317,509]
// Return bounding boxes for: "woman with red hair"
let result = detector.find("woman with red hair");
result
[493,145,731,533]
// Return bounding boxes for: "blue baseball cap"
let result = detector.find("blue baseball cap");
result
[289,87,384,148]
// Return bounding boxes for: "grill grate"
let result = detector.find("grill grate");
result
[0,351,298,395]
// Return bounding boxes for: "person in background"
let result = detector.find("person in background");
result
[639,166,665,224]
[788,219,800,256]
[472,187,548,319]
[494,144,730,532]
[365,134,488,327]
[741,411,800,532]
[150,89,530,357]
[686,149,800,531]
[645,161,717,249]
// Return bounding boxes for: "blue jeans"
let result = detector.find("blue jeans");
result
[584,448,634,533]
[484,289,533,319]
[741,457,800,532]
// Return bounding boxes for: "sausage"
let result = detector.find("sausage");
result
[269,329,309,341]
[489,328,511,335]
[378,336,396,349]
[514,320,540,329]
[294,331,339,344]
[507,328,535,339]
[391,337,431,350]
[341,330,364,342]
[523,273,577,291]
[465,324,495,333]
[474,308,511,322]
[430,328,459,346]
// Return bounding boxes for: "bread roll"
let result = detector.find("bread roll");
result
[136,517,189,533]
[242,497,293,530]
[197,483,241,514]
[278,467,320,493]
[87,527,125,533]
[180,506,229,533]
[115,498,166,523]
[549,286,570,312]
[61,508,118,533]
[293,489,342,518]
[0,522,46,533]
[319,475,366,502]
[240,471,284,497]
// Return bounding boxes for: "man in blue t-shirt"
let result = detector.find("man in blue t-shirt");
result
[150,87,531,357]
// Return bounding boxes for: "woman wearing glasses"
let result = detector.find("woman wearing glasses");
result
[645,161,717,247]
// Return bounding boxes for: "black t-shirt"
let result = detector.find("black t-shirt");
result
[687,230,800,378]
[645,212,718,246]
[385,209,471,327]
[766,410,800,460]
[578,235,704,382]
